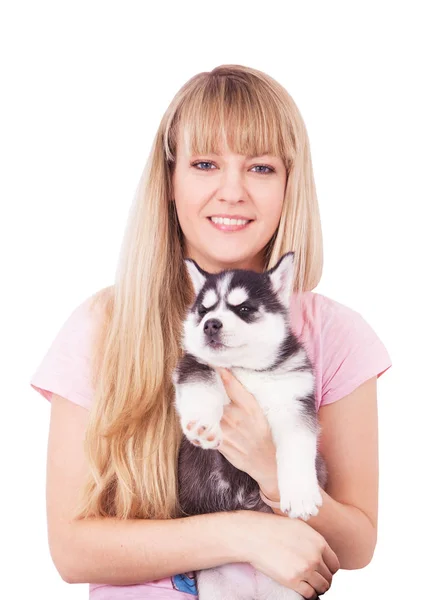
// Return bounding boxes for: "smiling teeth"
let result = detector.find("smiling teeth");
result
[211,217,249,225]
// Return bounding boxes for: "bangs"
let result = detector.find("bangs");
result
[166,74,292,167]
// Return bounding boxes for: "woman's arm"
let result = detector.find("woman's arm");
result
[66,510,247,584]
[48,394,247,584]
[259,377,379,570]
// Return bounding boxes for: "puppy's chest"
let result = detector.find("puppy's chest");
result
[230,366,314,415]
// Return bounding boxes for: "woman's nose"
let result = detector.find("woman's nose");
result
[216,168,247,202]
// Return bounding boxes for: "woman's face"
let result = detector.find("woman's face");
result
[171,127,287,274]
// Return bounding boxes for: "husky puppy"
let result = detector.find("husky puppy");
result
[172,252,327,600]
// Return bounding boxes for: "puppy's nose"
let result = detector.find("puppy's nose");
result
[203,318,222,336]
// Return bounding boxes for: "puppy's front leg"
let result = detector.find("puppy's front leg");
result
[173,373,227,450]
[266,403,322,521]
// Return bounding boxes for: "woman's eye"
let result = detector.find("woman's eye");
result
[192,161,215,170]
[251,165,274,174]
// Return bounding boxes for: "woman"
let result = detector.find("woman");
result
[30,64,392,599]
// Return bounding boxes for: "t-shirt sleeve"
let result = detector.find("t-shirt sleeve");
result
[29,295,102,410]
[320,297,392,407]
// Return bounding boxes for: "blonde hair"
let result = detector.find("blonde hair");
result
[72,64,324,521]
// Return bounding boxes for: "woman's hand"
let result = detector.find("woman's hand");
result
[214,367,279,495]
[238,510,339,598]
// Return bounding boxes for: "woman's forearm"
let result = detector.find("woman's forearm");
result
[303,487,376,570]
[63,510,248,584]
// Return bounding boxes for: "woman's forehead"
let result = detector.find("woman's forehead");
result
[175,123,279,160]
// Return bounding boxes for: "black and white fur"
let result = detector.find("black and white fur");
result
[172,252,328,600]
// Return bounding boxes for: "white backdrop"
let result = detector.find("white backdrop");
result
[1,1,421,598]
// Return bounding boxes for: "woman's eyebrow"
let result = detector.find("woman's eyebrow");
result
[191,151,274,158]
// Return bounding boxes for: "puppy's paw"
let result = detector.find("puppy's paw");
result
[278,475,323,521]
[182,417,222,450]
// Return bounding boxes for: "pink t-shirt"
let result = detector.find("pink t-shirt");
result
[30,290,392,599]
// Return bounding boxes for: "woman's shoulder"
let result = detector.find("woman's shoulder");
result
[291,289,376,338]
[85,284,114,315]
[291,288,392,366]
[295,290,385,341]
[29,285,113,410]
[291,290,392,408]
[292,289,361,318]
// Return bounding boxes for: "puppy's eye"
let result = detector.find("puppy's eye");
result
[238,304,256,312]
[198,306,208,317]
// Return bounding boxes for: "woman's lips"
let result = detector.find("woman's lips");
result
[207,217,253,232]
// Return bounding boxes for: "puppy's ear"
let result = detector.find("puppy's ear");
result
[184,258,208,296]
[267,252,295,308]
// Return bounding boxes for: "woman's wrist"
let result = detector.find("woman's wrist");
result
[258,482,280,503]
[252,468,279,500]
[259,487,281,508]
[224,510,263,562]
[228,510,272,562]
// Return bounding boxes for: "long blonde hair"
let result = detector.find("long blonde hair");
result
[72,64,324,521]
